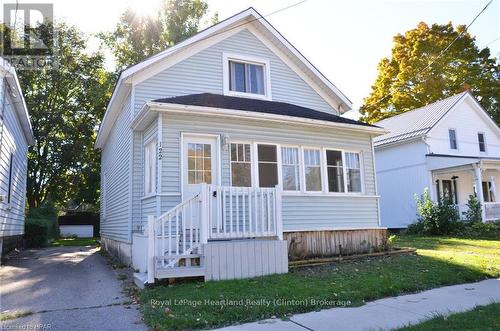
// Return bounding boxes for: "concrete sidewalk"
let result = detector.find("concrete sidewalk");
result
[218,278,500,331]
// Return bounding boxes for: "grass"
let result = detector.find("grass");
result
[140,236,500,330]
[400,302,500,330]
[0,311,33,321]
[50,237,99,247]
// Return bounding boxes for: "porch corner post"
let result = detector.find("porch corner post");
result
[200,183,210,244]
[147,215,156,284]
[275,184,283,240]
[473,164,486,222]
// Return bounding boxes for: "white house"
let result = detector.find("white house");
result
[375,91,500,229]
[95,8,387,285]
[0,59,35,257]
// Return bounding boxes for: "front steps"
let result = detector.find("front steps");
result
[156,266,205,279]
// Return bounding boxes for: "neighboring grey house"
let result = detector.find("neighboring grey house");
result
[0,59,35,257]
[95,8,386,285]
[375,92,500,229]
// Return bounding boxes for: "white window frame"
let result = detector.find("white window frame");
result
[448,128,458,150]
[229,142,253,187]
[4,150,14,207]
[223,52,272,100]
[478,132,487,153]
[302,146,323,193]
[344,151,364,193]
[280,145,301,192]
[255,142,280,188]
[144,138,157,196]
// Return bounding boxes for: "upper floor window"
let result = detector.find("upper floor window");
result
[448,129,458,150]
[223,53,270,99]
[478,133,486,152]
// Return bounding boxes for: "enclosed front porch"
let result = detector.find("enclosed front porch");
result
[429,157,500,221]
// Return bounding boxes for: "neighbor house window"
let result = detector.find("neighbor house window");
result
[187,143,212,184]
[257,144,278,187]
[6,152,13,204]
[478,133,486,152]
[229,60,265,95]
[326,150,344,192]
[144,139,157,194]
[482,181,495,202]
[449,129,457,150]
[345,152,362,192]
[281,147,300,191]
[231,143,251,187]
[303,148,322,191]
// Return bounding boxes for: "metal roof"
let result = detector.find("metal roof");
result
[374,92,468,147]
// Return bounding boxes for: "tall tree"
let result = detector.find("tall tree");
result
[11,22,113,209]
[360,22,500,124]
[101,0,216,70]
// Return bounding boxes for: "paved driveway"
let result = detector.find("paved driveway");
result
[0,246,147,331]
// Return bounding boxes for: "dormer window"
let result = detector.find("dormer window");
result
[448,129,458,150]
[223,53,271,99]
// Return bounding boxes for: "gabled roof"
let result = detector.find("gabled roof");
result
[374,92,469,147]
[0,58,35,145]
[95,7,352,148]
[154,93,374,128]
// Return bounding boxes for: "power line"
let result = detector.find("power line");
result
[482,35,500,48]
[126,0,309,71]
[364,0,494,114]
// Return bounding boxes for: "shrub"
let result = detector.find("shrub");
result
[25,202,59,247]
[412,188,460,235]
[464,194,482,223]
[454,221,500,239]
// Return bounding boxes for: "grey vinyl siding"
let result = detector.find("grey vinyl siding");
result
[134,29,336,116]
[156,112,379,230]
[100,95,132,242]
[0,92,29,237]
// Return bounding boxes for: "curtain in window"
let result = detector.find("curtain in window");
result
[345,152,361,192]
[281,147,300,191]
[304,149,321,191]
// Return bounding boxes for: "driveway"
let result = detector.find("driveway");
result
[0,246,147,330]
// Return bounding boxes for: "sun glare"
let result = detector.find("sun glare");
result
[129,0,160,17]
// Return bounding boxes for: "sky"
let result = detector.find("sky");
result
[3,0,499,111]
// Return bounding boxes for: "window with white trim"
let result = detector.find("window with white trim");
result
[281,147,300,191]
[303,148,322,191]
[345,152,362,192]
[478,133,486,152]
[449,129,458,150]
[231,143,251,187]
[229,60,265,95]
[144,139,157,194]
[326,150,344,192]
[257,144,278,188]
[6,151,13,204]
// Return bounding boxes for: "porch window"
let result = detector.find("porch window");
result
[326,150,344,192]
[229,61,265,95]
[257,144,278,187]
[345,152,362,192]
[187,143,212,184]
[448,129,458,150]
[281,147,300,191]
[478,133,486,152]
[482,181,495,202]
[231,143,251,187]
[303,149,322,191]
[144,139,157,194]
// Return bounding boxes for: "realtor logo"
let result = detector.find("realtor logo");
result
[1,3,58,70]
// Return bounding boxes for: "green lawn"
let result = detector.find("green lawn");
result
[399,302,500,330]
[50,237,99,247]
[140,236,500,330]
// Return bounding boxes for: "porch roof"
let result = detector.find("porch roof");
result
[426,153,500,172]
[153,93,376,128]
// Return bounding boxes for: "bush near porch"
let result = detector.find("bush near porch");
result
[140,235,500,330]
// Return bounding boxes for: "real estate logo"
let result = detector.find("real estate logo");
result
[1,3,59,70]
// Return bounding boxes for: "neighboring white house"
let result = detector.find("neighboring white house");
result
[0,59,35,257]
[95,8,387,285]
[375,91,500,229]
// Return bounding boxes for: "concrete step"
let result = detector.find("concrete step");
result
[133,272,148,289]
[155,266,205,279]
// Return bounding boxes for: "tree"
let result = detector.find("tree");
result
[101,0,216,70]
[465,194,482,223]
[360,22,500,124]
[12,22,113,209]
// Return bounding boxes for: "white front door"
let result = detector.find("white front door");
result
[182,135,219,200]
